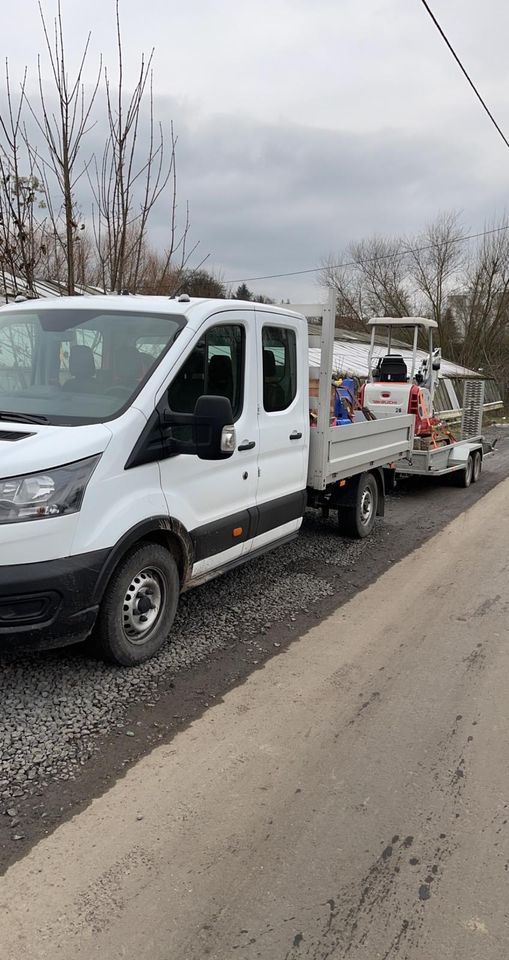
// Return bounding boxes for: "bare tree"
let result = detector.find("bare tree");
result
[353,237,413,318]
[321,256,365,329]
[0,61,47,297]
[405,211,464,356]
[322,236,413,330]
[451,218,509,392]
[90,2,194,294]
[25,0,101,295]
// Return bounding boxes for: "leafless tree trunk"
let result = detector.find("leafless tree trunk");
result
[25,1,101,295]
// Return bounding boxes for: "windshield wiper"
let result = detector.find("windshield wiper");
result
[0,410,49,425]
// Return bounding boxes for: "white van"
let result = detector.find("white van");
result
[0,294,413,664]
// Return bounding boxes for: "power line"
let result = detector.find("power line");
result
[418,0,509,151]
[225,222,509,285]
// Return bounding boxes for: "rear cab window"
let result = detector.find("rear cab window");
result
[262,326,297,412]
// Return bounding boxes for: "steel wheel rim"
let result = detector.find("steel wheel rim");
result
[122,566,166,645]
[473,453,481,480]
[466,458,473,484]
[360,488,374,525]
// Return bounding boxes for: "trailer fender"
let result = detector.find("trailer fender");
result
[449,441,483,467]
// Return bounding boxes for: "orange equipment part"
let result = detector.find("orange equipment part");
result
[408,384,433,436]
[408,384,456,447]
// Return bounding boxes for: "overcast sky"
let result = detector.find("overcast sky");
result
[4,0,509,299]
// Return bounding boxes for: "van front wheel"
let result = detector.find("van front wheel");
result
[95,542,179,666]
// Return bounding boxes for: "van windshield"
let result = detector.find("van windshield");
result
[0,307,186,425]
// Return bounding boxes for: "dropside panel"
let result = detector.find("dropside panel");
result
[308,415,414,489]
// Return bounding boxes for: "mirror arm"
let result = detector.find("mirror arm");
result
[161,407,194,427]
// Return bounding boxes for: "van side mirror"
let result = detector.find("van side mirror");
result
[161,396,236,460]
[193,395,236,460]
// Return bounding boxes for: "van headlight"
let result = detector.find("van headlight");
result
[0,455,100,524]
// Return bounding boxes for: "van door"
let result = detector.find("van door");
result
[159,312,259,580]
[253,311,309,551]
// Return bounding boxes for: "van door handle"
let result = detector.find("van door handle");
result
[238,440,256,451]
[289,431,302,440]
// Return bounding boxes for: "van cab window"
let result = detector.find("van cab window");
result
[169,324,245,419]
[262,326,297,412]
[0,308,185,424]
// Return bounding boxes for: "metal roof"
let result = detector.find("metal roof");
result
[308,339,480,380]
[0,270,104,300]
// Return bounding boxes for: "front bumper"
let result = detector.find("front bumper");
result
[0,550,109,652]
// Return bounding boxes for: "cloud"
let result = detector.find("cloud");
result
[162,106,499,300]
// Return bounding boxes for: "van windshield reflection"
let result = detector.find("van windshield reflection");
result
[0,308,186,424]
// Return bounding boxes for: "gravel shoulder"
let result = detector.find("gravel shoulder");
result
[1,432,508,872]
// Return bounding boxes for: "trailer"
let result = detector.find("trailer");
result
[360,317,490,487]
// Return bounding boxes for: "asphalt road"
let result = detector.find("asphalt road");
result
[1,457,509,958]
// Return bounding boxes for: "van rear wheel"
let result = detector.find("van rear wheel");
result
[341,473,378,539]
[94,542,179,666]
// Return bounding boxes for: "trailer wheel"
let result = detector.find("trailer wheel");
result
[341,473,378,539]
[472,450,482,483]
[94,542,179,666]
[455,455,474,488]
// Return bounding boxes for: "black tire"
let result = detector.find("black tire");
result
[94,542,179,666]
[454,455,474,488]
[471,450,482,483]
[341,473,378,539]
